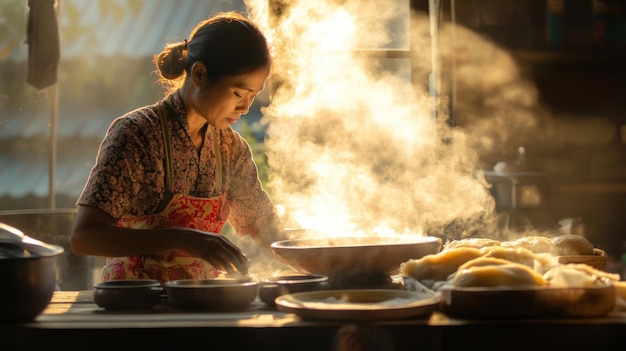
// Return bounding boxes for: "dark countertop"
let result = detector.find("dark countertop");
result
[4,290,626,351]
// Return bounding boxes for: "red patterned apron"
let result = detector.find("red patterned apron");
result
[101,103,229,283]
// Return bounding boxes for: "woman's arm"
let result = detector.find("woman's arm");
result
[70,205,250,275]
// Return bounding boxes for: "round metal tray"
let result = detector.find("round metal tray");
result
[275,289,439,320]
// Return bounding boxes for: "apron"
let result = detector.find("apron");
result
[101,103,230,283]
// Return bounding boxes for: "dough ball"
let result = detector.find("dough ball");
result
[551,235,594,256]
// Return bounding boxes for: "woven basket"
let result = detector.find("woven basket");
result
[557,248,607,270]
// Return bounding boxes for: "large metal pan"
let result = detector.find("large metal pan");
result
[270,235,442,287]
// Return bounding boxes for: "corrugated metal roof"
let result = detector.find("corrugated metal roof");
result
[0,0,255,205]
[8,0,248,61]
[0,139,96,199]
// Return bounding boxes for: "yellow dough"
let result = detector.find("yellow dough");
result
[449,262,547,288]
[401,247,483,281]
[457,257,512,271]
[543,263,620,287]
[442,238,501,251]
[479,246,538,268]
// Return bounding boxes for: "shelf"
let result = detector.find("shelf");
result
[510,49,626,66]
[552,181,626,194]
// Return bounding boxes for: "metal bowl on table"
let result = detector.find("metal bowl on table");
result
[163,278,259,311]
[94,279,164,310]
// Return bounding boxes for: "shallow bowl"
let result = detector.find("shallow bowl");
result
[271,235,442,284]
[94,279,163,310]
[163,278,259,311]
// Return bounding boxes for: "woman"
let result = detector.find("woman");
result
[70,12,283,282]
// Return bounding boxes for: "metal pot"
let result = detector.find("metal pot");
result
[163,278,259,311]
[0,209,97,290]
[482,170,549,210]
[0,222,63,322]
[94,279,164,310]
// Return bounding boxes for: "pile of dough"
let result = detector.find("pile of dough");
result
[401,235,613,291]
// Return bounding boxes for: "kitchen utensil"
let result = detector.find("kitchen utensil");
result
[94,279,164,310]
[258,273,329,307]
[163,278,259,310]
[270,235,442,286]
[274,289,440,320]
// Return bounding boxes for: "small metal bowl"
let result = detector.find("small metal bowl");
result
[258,274,329,307]
[163,278,259,311]
[94,279,163,310]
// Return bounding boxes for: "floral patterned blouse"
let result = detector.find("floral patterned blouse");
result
[77,89,276,239]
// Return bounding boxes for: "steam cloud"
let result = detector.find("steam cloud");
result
[242,0,571,243]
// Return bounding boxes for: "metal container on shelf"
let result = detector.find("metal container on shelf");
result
[482,170,550,210]
[482,146,550,210]
[481,147,558,231]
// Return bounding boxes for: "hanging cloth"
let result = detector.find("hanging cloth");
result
[26,0,60,90]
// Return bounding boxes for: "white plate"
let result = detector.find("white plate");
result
[274,289,439,320]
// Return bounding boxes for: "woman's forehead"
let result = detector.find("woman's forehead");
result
[227,67,270,91]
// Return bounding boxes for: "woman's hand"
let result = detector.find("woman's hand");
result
[181,230,250,276]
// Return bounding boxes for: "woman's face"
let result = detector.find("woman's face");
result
[193,65,270,130]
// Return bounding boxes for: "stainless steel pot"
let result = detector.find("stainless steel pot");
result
[482,170,549,210]
[0,222,64,322]
[0,209,96,290]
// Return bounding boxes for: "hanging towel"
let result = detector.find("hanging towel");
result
[26,0,60,90]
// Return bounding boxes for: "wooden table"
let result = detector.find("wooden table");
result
[4,291,626,351]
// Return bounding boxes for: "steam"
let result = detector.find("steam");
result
[243,0,555,240]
